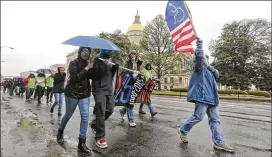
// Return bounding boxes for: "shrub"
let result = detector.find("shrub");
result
[247,91,271,97]
[218,90,248,95]
[170,88,188,92]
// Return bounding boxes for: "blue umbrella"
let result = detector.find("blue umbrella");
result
[62,36,121,51]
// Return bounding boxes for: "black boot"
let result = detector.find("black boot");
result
[50,107,54,113]
[139,109,146,114]
[151,112,157,117]
[78,137,92,154]
[57,129,64,144]
[139,104,146,114]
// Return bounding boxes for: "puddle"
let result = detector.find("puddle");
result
[18,119,46,135]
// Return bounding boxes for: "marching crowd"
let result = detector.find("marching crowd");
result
[1,38,234,155]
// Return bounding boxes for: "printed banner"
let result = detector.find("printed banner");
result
[114,72,145,107]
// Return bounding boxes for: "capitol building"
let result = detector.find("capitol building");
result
[61,9,192,90]
[126,9,144,45]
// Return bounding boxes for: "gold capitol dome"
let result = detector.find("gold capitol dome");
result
[127,9,144,32]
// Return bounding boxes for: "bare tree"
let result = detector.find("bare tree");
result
[139,14,177,90]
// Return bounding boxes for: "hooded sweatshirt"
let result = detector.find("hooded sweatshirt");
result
[91,50,118,95]
[65,47,92,99]
[125,51,142,73]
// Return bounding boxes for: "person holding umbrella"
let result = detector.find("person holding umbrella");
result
[57,47,94,155]
[88,50,119,149]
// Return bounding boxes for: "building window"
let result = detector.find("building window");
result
[164,86,167,89]
[179,77,182,84]
[164,78,168,83]
[170,77,174,83]
[170,86,173,89]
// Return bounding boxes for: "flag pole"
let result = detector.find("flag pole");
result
[98,58,143,75]
[184,1,198,38]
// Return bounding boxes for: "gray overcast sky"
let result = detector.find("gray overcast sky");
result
[1,1,271,76]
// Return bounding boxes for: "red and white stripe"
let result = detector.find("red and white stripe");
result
[176,44,194,54]
[170,18,196,54]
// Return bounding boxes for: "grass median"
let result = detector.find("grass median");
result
[151,90,271,103]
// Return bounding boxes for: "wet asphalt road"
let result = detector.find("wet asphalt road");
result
[1,92,271,157]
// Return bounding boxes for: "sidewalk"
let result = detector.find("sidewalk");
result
[1,95,72,157]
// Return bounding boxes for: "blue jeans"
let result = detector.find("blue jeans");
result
[127,107,134,121]
[179,102,225,146]
[51,93,64,114]
[26,87,34,100]
[139,103,155,113]
[59,96,90,138]
[120,106,135,121]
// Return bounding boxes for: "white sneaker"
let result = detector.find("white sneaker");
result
[119,109,125,121]
[128,121,136,127]
[95,138,108,149]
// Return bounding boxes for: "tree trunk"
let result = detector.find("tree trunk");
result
[158,73,161,90]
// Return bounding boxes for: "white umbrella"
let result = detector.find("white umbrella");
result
[20,71,38,78]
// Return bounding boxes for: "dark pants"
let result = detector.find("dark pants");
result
[9,86,15,96]
[34,88,37,99]
[139,103,144,110]
[46,87,53,103]
[3,87,7,93]
[36,85,45,102]
[93,95,115,140]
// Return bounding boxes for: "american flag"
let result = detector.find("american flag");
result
[165,1,197,54]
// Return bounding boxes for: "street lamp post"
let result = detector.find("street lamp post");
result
[1,61,6,80]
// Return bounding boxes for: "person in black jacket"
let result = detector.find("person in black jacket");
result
[89,50,119,149]
[57,47,94,155]
[50,67,66,116]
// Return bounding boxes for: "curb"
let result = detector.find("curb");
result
[151,93,271,103]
